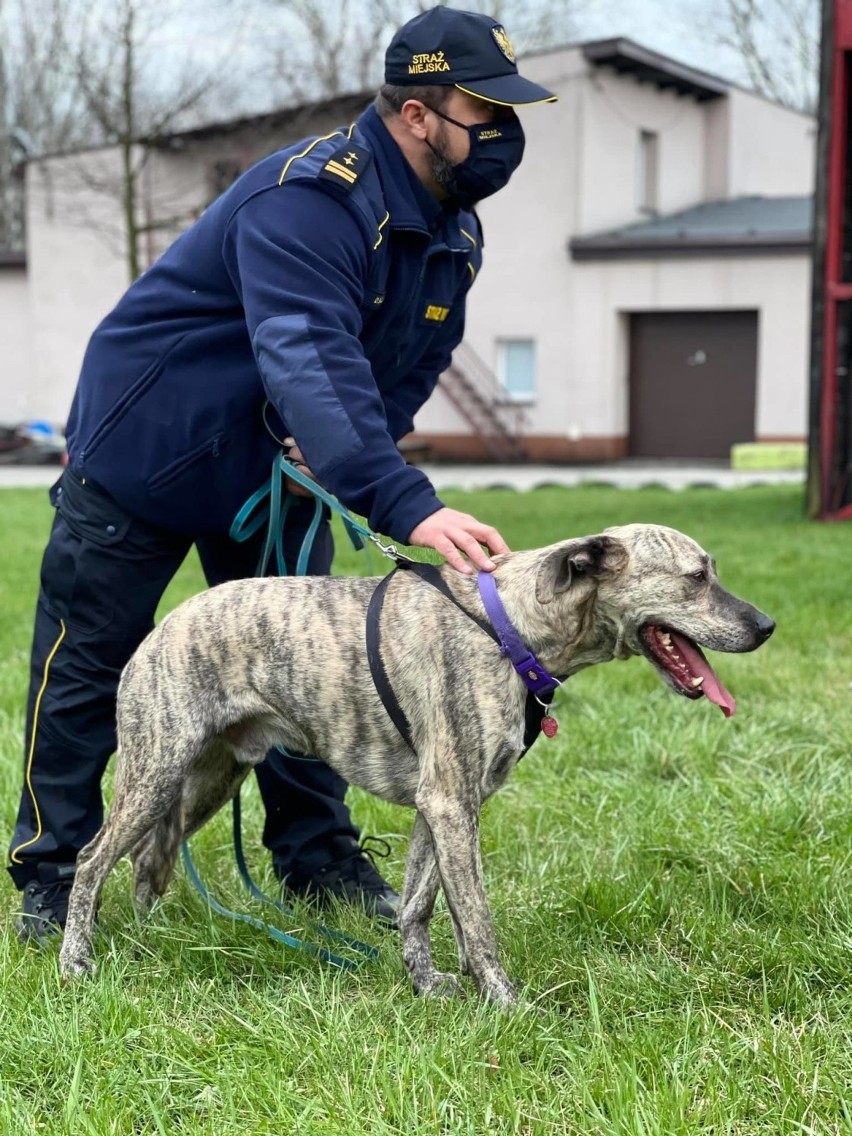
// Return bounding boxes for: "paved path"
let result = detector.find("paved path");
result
[0,466,62,488]
[0,462,805,493]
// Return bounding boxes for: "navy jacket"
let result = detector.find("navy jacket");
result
[65,104,483,542]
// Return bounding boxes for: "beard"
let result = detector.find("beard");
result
[426,120,458,192]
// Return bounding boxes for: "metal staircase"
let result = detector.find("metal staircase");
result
[438,341,528,462]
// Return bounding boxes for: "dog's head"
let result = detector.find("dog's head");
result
[531,524,774,717]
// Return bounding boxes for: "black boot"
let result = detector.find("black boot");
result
[279,836,400,925]
[15,863,76,944]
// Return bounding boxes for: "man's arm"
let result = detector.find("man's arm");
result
[223,184,507,571]
[222,183,443,544]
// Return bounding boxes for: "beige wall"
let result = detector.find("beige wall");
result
[0,264,33,422]
[578,73,708,232]
[26,148,130,425]
[726,88,815,198]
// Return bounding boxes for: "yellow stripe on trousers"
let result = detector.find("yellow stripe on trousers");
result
[10,619,67,864]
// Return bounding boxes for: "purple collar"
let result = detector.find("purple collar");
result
[477,571,561,697]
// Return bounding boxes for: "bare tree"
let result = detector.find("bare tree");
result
[66,0,219,278]
[0,0,97,250]
[1,0,248,277]
[708,0,819,113]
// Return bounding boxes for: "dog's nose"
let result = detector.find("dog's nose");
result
[753,611,775,643]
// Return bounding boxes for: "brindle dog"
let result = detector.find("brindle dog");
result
[59,524,774,1004]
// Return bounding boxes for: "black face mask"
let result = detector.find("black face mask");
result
[427,107,526,210]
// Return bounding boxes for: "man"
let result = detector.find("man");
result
[9,6,557,941]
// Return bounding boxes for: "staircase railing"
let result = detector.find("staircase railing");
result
[438,341,528,462]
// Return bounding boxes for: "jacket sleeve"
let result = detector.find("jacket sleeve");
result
[221,182,444,542]
[383,301,465,443]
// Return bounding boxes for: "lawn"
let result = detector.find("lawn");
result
[0,482,850,1135]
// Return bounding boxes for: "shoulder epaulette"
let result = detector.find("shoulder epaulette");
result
[317,142,372,191]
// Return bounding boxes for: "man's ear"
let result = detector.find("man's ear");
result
[399,98,430,140]
[534,535,627,604]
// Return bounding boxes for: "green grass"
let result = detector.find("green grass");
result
[1,483,851,1135]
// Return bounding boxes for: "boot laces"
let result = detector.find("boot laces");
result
[328,836,392,892]
[30,878,72,918]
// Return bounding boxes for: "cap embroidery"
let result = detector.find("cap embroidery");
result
[409,50,451,75]
[491,25,516,63]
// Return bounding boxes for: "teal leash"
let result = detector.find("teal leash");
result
[229,792,379,962]
[181,452,406,969]
[179,842,363,970]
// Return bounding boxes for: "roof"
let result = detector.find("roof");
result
[32,90,374,161]
[154,89,373,149]
[581,38,729,102]
[570,195,813,260]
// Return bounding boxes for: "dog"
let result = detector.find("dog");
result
[59,524,774,1004]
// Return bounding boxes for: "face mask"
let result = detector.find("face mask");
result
[427,107,526,210]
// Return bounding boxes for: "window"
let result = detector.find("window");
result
[497,339,536,401]
[637,130,658,214]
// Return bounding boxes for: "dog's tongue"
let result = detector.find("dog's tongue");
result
[669,631,736,717]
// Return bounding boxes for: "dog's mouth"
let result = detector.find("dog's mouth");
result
[640,625,736,717]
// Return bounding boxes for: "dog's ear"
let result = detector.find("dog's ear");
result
[535,535,626,604]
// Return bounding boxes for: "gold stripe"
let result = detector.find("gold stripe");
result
[279,130,345,185]
[453,83,558,107]
[325,161,357,182]
[467,261,477,281]
[460,227,477,247]
[10,620,67,864]
[373,211,390,250]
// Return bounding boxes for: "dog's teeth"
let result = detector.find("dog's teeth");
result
[691,677,704,687]
[659,631,672,647]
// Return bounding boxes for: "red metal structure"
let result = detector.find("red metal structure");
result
[809,0,852,518]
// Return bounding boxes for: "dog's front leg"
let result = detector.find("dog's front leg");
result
[415,784,518,1007]
[399,812,464,999]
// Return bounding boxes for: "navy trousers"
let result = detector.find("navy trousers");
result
[7,469,358,890]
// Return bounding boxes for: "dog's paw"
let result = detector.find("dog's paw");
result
[480,978,520,1010]
[59,945,96,979]
[414,972,465,1000]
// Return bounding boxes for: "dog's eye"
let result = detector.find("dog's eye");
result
[689,569,708,584]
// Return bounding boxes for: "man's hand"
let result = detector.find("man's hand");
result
[407,507,510,574]
[283,440,316,497]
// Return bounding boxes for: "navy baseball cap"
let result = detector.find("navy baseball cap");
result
[384,6,557,106]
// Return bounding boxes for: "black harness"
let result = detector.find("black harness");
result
[365,561,554,755]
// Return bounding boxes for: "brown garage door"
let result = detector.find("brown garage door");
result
[629,311,758,459]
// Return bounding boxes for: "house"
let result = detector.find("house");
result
[11,38,815,462]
